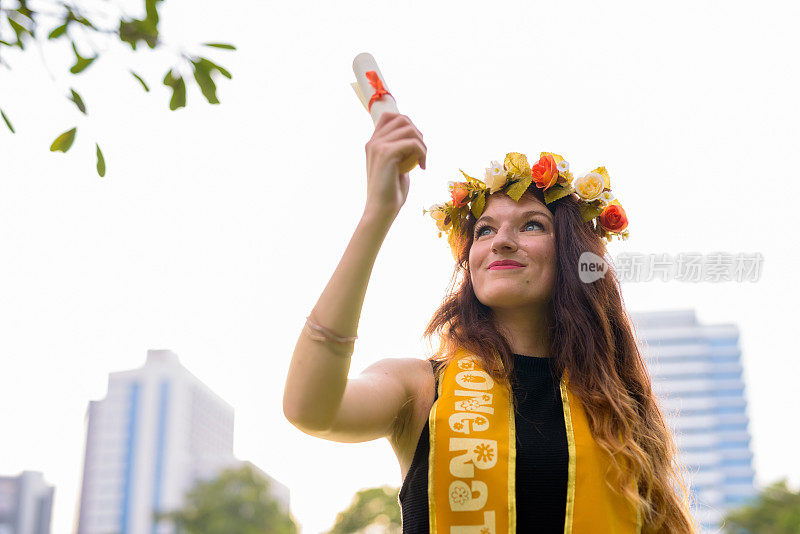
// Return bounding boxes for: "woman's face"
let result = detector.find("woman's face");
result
[468,191,557,312]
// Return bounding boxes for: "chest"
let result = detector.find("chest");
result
[393,373,566,484]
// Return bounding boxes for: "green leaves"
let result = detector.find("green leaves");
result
[203,43,236,50]
[505,176,533,202]
[579,199,605,222]
[328,486,401,534]
[1,109,14,133]
[48,23,68,40]
[471,190,487,219]
[190,57,233,104]
[153,464,298,534]
[48,129,106,177]
[96,144,106,177]
[7,14,32,49]
[118,0,162,50]
[3,0,235,179]
[70,42,97,74]
[543,183,574,204]
[145,0,160,25]
[119,18,158,50]
[50,127,77,152]
[163,70,187,110]
[69,89,87,114]
[723,478,800,533]
[191,60,218,104]
[130,71,150,92]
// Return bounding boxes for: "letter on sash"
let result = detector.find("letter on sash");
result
[449,438,498,477]
[448,480,489,511]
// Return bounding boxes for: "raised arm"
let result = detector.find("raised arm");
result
[282,113,426,437]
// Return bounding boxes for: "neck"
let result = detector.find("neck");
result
[491,305,551,358]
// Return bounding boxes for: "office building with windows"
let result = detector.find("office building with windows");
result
[630,309,757,533]
[74,349,289,534]
[0,470,54,534]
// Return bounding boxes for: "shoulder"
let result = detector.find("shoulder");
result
[383,357,437,399]
[361,356,433,383]
[359,357,435,407]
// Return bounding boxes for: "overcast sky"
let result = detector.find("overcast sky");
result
[1,1,798,532]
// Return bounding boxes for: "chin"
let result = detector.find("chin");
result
[477,288,543,309]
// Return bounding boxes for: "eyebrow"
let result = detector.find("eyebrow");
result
[476,209,553,225]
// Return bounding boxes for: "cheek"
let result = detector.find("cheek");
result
[527,240,557,276]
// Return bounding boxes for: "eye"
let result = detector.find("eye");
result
[523,220,544,231]
[474,219,544,238]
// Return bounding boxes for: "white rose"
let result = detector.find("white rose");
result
[484,160,508,193]
[557,160,569,173]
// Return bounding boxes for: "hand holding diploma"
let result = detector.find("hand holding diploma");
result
[352,53,421,175]
[353,53,426,223]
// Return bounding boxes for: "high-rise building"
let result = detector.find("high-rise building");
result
[630,309,757,533]
[0,470,54,534]
[73,349,290,534]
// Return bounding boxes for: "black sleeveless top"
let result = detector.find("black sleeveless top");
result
[398,353,568,533]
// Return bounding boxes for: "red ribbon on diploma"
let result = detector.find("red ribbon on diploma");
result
[365,70,393,112]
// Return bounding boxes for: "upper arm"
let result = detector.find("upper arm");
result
[308,357,420,444]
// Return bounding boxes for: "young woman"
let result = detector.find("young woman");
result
[282,112,695,533]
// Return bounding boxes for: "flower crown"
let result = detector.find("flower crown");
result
[424,151,630,257]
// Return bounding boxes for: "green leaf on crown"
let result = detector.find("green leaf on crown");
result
[544,183,574,204]
[579,200,605,222]
[471,190,486,219]
[505,176,532,202]
[504,152,531,177]
[459,169,485,189]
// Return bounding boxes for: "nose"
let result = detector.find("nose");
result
[491,224,518,253]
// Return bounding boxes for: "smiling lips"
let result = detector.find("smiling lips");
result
[488,260,525,270]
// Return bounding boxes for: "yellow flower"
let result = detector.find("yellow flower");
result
[573,172,605,201]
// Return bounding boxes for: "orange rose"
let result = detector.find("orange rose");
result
[598,204,628,232]
[531,154,558,189]
[450,182,469,208]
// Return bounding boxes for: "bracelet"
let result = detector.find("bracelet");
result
[304,316,358,344]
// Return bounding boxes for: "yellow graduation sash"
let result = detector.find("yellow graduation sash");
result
[428,348,641,533]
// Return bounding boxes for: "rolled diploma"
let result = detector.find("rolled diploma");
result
[351,52,419,174]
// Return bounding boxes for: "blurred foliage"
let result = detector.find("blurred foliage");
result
[326,485,401,534]
[154,463,298,534]
[0,0,235,176]
[722,478,800,534]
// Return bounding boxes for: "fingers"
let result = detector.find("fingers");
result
[370,113,426,169]
[374,119,425,154]
[381,125,425,147]
[384,138,426,169]
[375,112,423,143]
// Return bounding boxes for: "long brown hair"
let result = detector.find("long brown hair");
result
[423,186,696,533]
